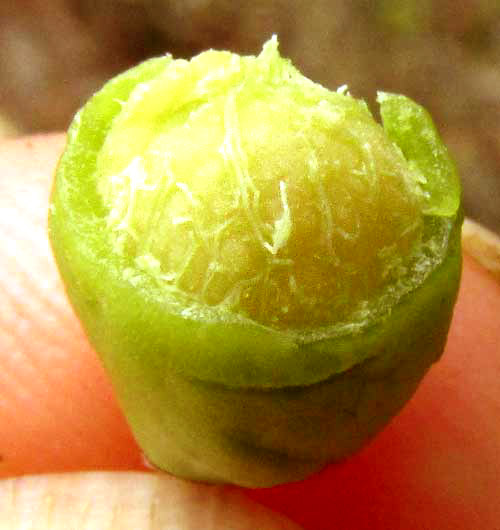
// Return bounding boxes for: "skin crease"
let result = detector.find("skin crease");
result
[0,133,499,529]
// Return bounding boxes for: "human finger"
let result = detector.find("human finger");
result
[0,134,143,477]
[0,471,300,529]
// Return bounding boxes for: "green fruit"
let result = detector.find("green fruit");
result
[49,37,462,487]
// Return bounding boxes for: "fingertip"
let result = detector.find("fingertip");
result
[0,134,144,477]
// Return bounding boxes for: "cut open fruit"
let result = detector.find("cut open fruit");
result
[49,37,462,487]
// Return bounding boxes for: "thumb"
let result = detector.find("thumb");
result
[0,471,302,529]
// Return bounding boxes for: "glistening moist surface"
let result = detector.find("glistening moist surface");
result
[95,38,446,331]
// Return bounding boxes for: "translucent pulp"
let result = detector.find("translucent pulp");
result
[96,38,425,329]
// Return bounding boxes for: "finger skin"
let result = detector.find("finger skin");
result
[1,135,500,529]
[0,471,301,530]
[0,134,144,475]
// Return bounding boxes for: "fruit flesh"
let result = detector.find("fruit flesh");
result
[96,37,428,330]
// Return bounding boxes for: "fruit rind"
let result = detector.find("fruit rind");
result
[378,91,461,217]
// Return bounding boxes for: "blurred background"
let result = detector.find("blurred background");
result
[1,0,499,233]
